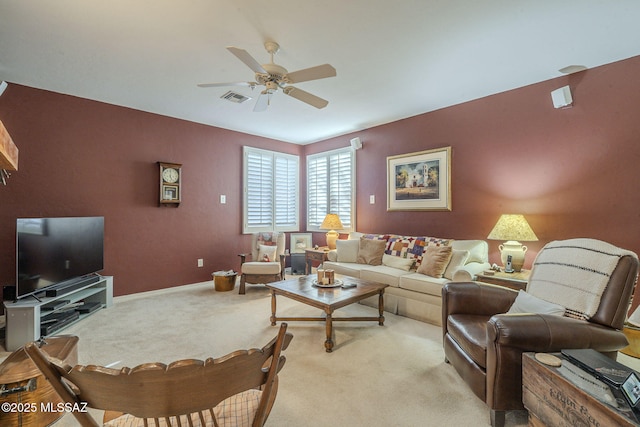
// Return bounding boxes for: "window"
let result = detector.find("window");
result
[307,147,355,233]
[243,146,299,233]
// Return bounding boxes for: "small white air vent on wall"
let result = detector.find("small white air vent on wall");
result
[221,91,251,104]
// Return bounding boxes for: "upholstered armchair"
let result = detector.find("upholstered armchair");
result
[238,232,286,294]
[442,238,639,427]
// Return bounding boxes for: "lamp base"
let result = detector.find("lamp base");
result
[325,230,339,250]
[498,241,528,273]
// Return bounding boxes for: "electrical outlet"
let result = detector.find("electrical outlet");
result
[220,195,226,204]
[197,259,204,267]
[370,195,375,204]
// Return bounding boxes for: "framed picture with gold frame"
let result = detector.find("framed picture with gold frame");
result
[387,147,451,211]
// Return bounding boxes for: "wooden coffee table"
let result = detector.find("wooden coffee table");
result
[265,275,388,352]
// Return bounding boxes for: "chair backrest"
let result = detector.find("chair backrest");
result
[250,232,286,260]
[25,324,293,427]
[527,238,638,329]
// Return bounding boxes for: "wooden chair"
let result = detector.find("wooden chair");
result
[238,232,287,294]
[24,324,293,427]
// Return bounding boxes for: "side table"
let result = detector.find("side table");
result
[522,352,639,426]
[305,247,330,275]
[475,269,530,291]
[0,335,78,426]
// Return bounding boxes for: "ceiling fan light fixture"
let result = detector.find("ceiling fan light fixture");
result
[199,40,335,112]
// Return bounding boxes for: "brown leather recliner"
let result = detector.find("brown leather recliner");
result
[441,239,638,427]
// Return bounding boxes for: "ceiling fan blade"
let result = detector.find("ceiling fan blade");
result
[197,81,255,88]
[253,92,270,112]
[285,64,336,84]
[283,86,329,109]
[227,46,267,74]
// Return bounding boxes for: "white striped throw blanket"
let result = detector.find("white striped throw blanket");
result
[527,238,637,320]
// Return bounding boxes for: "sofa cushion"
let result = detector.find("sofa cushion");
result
[398,272,448,296]
[241,261,281,274]
[446,314,489,369]
[417,245,453,278]
[444,250,470,280]
[322,261,365,278]
[357,237,386,265]
[336,239,359,262]
[382,254,414,271]
[360,265,409,288]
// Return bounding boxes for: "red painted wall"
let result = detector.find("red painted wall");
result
[308,55,640,270]
[0,85,300,299]
[1,54,639,306]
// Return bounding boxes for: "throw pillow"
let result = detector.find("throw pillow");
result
[417,245,453,278]
[258,244,277,262]
[382,254,414,271]
[336,239,359,263]
[443,249,470,280]
[356,237,386,265]
[384,235,452,269]
[507,290,566,316]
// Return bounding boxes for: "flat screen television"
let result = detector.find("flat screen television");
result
[16,216,104,299]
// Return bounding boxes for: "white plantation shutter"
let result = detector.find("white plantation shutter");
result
[274,155,298,229]
[243,147,299,233]
[307,155,328,228]
[307,148,355,232]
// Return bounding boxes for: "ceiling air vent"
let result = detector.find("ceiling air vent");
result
[221,91,251,104]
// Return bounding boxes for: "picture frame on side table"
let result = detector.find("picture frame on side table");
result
[387,146,451,211]
[290,233,312,253]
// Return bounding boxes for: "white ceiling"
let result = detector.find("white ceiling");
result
[1,1,639,144]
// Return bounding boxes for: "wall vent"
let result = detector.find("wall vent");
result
[221,91,251,104]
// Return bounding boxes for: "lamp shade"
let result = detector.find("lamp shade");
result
[487,214,538,242]
[320,213,344,231]
[487,214,537,273]
[320,214,343,250]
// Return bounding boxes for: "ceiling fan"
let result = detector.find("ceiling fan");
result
[198,41,336,112]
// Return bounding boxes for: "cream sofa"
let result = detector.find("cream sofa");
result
[323,233,490,326]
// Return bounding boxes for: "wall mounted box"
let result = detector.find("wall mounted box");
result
[551,85,573,109]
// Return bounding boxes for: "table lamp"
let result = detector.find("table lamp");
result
[320,213,343,249]
[487,214,538,272]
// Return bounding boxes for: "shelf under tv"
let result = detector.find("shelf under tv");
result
[2,276,113,351]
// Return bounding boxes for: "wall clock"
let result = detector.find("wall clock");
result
[158,162,182,206]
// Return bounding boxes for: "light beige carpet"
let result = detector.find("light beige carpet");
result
[3,280,531,426]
